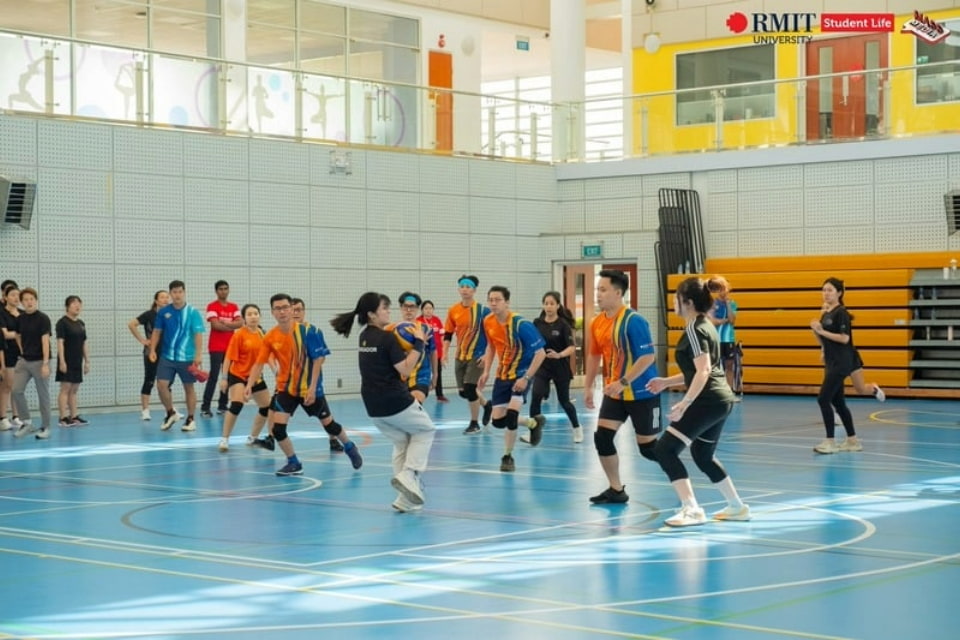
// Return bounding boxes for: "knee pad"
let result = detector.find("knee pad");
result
[491,416,508,430]
[228,401,243,416]
[654,433,688,482]
[638,439,659,462]
[506,408,519,431]
[690,441,726,483]
[322,420,343,437]
[258,406,269,417]
[272,423,289,442]
[461,384,478,402]
[594,428,617,456]
[458,388,470,399]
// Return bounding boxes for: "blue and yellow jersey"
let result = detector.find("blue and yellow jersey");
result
[300,322,332,397]
[388,321,434,388]
[444,301,490,361]
[589,307,657,400]
[257,322,325,397]
[482,312,545,381]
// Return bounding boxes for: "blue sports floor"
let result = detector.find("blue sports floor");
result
[0,393,957,640]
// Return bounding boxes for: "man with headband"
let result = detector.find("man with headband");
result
[443,275,493,434]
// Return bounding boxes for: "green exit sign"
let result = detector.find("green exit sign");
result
[516,37,530,51]
[582,244,603,259]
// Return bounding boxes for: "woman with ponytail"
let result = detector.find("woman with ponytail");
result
[331,292,437,512]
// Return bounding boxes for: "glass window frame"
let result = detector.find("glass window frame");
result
[675,43,776,126]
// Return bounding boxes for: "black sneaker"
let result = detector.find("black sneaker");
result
[276,461,303,476]
[528,414,545,447]
[200,409,213,418]
[256,436,276,451]
[70,416,89,426]
[482,401,493,426]
[590,486,629,504]
[463,422,481,435]
[500,454,516,472]
[344,441,363,469]
[216,407,227,415]
[329,439,344,452]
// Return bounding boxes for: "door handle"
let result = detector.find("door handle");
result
[841,75,849,105]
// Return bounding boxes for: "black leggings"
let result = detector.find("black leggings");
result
[655,401,732,483]
[141,354,157,396]
[817,368,855,438]
[529,374,580,428]
[435,363,445,397]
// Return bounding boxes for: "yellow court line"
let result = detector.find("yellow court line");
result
[868,409,960,428]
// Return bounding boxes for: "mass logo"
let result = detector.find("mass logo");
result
[900,10,951,44]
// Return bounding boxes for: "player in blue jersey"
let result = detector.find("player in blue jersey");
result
[389,291,437,404]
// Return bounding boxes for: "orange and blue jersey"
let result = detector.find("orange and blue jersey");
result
[589,307,657,400]
[444,301,490,361]
[482,312,545,381]
[255,322,325,397]
[387,321,435,388]
[300,322,332,397]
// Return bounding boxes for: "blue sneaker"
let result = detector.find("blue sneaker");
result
[344,441,363,469]
[276,461,303,476]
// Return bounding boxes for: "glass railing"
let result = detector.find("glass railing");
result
[1,29,958,164]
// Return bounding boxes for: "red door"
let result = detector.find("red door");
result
[805,34,887,141]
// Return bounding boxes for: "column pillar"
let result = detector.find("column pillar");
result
[550,0,585,162]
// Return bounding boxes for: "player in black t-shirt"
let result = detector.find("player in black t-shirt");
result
[331,292,437,513]
[55,296,90,427]
[128,290,172,421]
[11,287,53,439]
[0,284,22,431]
[647,277,749,528]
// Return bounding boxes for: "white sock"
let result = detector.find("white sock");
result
[715,476,744,509]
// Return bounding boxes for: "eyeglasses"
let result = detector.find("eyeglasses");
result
[272,305,291,312]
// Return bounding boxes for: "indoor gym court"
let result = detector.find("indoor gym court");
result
[0,393,956,640]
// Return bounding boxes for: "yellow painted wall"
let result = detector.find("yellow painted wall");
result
[632,9,960,155]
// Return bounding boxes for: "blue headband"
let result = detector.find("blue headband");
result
[458,278,476,288]
[401,295,418,304]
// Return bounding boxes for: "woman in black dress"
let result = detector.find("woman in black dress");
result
[56,295,90,426]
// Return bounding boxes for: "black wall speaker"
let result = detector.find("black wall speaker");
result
[947,190,960,236]
[0,176,36,230]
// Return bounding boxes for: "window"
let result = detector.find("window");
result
[916,33,960,104]
[676,45,775,125]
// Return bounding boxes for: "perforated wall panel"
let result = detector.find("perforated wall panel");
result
[804,226,874,254]
[642,172,691,195]
[557,180,584,202]
[702,192,738,231]
[469,160,515,198]
[420,193,468,232]
[705,169,738,193]
[515,165,556,201]
[804,186,874,227]
[420,156,469,195]
[0,228,39,262]
[39,217,113,264]
[115,218,184,266]
[875,155,948,184]
[419,271,455,302]
[516,236,543,273]
[584,176,643,200]
[738,189,804,229]
[248,139,310,184]
[560,200,585,234]
[248,182,310,227]
[315,346,361,395]
[585,197,642,232]
[469,234,517,272]
[116,314,147,356]
[0,116,37,165]
[874,182,944,225]
[80,357,117,407]
[640,196,660,231]
[737,166,802,192]
[621,231,658,261]
[469,197,516,235]
[114,356,146,405]
[737,228,804,256]
[516,199,559,236]
[366,191,419,230]
[114,129,182,176]
[540,236,564,265]
[0,262,39,289]
[38,168,111,218]
[367,229,420,269]
[183,268,252,309]
[186,178,249,224]
[311,186,365,227]
[182,223,249,266]
[39,263,116,310]
[311,227,366,269]
[183,135,248,181]
[248,268,312,310]
[876,223,946,252]
[309,268,367,310]
[706,231,739,257]
[38,120,113,171]
[950,155,960,186]
[366,269,423,301]
[419,232,469,271]
[61,310,116,360]
[804,161,872,187]
[365,152,419,193]
[511,272,551,311]
[114,173,184,220]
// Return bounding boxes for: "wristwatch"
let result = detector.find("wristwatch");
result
[619,377,629,387]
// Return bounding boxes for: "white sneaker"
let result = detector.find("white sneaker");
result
[0,417,11,431]
[838,438,863,452]
[665,505,707,527]
[174,409,184,420]
[519,433,531,444]
[218,437,228,452]
[391,493,424,513]
[181,418,196,432]
[246,435,256,446]
[814,439,839,454]
[35,428,50,440]
[712,504,751,521]
[14,422,37,438]
[140,409,150,421]
[160,412,179,431]
[572,426,584,443]
[12,417,23,428]
[873,385,885,402]
[390,468,424,505]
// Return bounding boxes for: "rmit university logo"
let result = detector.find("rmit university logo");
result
[726,12,816,44]
[900,11,951,44]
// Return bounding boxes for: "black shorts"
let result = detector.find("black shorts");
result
[302,396,332,421]
[228,373,267,393]
[598,395,661,436]
[55,367,83,384]
[720,342,736,361]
